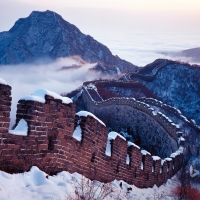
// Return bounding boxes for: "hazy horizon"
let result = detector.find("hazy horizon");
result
[1,0,200,34]
[1,0,200,127]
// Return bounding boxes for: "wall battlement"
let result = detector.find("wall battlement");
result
[0,83,183,188]
[82,86,180,157]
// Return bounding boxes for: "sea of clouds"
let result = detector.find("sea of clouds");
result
[0,31,200,127]
[0,57,103,127]
[94,31,200,66]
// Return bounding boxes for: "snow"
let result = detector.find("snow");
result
[108,131,126,141]
[9,119,28,136]
[76,111,106,126]
[105,139,112,156]
[105,132,126,156]
[165,158,172,162]
[170,147,184,158]
[141,162,144,170]
[127,141,140,149]
[152,111,157,116]
[72,125,82,141]
[171,123,180,128]
[0,78,7,85]
[116,67,121,75]
[71,89,83,101]
[179,137,185,142]
[85,83,97,90]
[152,156,161,161]
[126,155,130,165]
[191,119,196,124]
[180,115,190,123]
[161,160,166,166]
[0,166,178,200]
[141,150,151,155]
[20,89,72,104]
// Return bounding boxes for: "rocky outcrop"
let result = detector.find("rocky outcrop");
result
[0,10,137,74]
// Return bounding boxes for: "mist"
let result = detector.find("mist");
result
[0,57,102,128]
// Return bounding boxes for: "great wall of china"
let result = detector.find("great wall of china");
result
[0,79,186,188]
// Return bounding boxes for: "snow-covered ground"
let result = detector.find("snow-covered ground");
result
[0,166,179,200]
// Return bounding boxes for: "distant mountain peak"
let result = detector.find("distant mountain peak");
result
[0,10,137,74]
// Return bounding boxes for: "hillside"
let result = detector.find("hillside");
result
[121,59,200,125]
[181,47,200,63]
[0,10,137,75]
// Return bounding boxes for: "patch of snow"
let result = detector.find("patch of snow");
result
[85,83,97,91]
[105,132,126,157]
[141,162,144,170]
[161,160,166,166]
[72,125,82,141]
[152,156,161,161]
[71,89,83,102]
[116,67,121,75]
[127,142,140,149]
[105,139,112,157]
[76,111,105,126]
[165,158,172,162]
[152,111,157,116]
[141,150,151,155]
[108,131,126,141]
[9,119,28,136]
[180,115,190,123]
[191,119,196,125]
[148,108,154,111]
[0,166,178,200]
[126,155,130,165]
[170,147,184,158]
[20,89,72,104]
[0,78,7,85]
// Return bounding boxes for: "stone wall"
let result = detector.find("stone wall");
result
[0,83,184,188]
[82,87,179,158]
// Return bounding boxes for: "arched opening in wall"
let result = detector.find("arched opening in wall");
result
[91,152,96,163]
[48,136,54,150]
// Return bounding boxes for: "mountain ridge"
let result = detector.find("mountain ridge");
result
[0,10,137,74]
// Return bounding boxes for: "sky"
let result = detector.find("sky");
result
[1,0,200,126]
[1,0,200,35]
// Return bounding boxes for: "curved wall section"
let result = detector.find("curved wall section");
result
[82,88,179,158]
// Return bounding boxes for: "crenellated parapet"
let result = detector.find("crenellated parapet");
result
[0,81,184,188]
[82,86,180,158]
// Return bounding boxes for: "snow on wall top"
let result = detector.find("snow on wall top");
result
[0,78,7,85]
[105,132,126,157]
[141,150,151,155]
[108,131,126,141]
[9,119,28,136]
[76,111,106,126]
[128,141,140,149]
[170,147,184,158]
[152,156,161,161]
[20,89,72,104]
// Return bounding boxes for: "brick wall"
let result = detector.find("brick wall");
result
[0,83,184,188]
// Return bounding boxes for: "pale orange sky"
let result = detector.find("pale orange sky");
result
[1,0,200,34]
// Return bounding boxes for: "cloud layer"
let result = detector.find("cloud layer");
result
[0,57,101,127]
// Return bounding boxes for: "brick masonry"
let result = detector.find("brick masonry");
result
[0,83,183,188]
